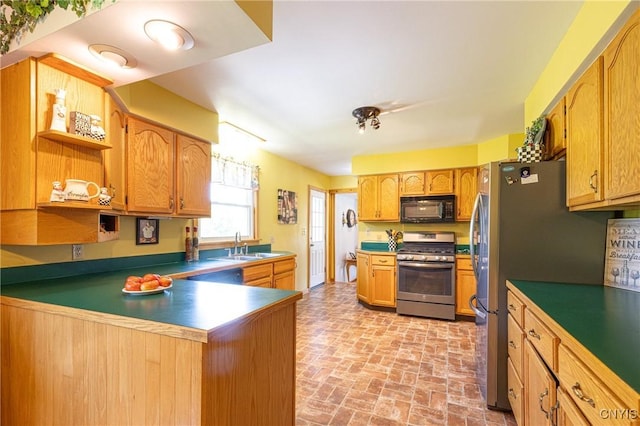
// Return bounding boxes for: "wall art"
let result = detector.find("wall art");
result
[136,218,159,245]
[278,189,297,224]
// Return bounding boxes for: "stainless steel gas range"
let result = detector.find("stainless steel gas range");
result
[396,231,456,320]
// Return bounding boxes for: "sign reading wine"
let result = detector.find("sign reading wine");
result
[604,218,640,292]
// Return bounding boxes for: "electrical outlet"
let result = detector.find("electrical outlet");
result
[72,244,83,260]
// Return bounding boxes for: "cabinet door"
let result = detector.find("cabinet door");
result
[175,134,211,217]
[356,252,370,303]
[104,95,126,211]
[370,264,396,307]
[426,169,454,194]
[603,9,640,201]
[454,168,477,221]
[525,341,557,426]
[377,174,399,221]
[358,176,378,221]
[126,117,175,214]
[274,271,295,290]
[400,172,426,195]
[455,257,475,316]
[566,57,604,207]
[557,387,589,426]
[545,98,566,159]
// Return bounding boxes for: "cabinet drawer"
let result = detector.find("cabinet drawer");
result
[244,276,272,288]
[243,264,273,282]
[507,357,524,426]
[507,291,525,328]
[456,257,472,270]
[273,258,295,275]
[524,309,558,371]
[370,255,396,266]
[557,386,589,426]
[558,344,629,426]
[507,313,524,377]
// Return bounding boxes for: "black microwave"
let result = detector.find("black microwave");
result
[400,195,456,223]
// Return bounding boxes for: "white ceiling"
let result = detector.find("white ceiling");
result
[2,0,586,176]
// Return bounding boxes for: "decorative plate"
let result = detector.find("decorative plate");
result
[122,284,172,296]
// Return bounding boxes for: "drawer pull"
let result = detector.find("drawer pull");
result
[508,340,516,349]
[571,383,595,407]
[508,303,517,311]
[539,388,550,418]
[528,329,541,340]
[379,259,388,263]
[508,388,517,399]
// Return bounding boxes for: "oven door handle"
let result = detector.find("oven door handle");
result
[469,294,486,319]
[397,262,453,269]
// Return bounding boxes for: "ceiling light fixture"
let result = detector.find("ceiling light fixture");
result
[352,106,381,134]
[88,44,137,69]
[144,20,194,51]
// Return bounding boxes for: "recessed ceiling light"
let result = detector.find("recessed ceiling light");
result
[88,44,137,69]
[144,20,194,51]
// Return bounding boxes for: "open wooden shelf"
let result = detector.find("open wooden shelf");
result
[38,130,111,150]
[37,201,112,210]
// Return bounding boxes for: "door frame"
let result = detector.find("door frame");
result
[307,186,328,289]
[327,188,358,283]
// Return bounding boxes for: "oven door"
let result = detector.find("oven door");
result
[397,261,455,304]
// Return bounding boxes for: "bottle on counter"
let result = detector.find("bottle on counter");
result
[192,226,200,261]
[185,226,193,262]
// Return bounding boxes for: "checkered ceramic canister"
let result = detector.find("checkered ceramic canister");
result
[388,237,397,252]
[517,144,544,163]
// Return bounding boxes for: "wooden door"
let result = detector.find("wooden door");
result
[454,167,477,221]
[455,257,475,316]
[356,252,370,303]
[370,264,395,307]
[175,134,211,217]
[126,117,175,214]
[400,172,426,195]
[426,169,454,194]
[525,341,557,426]
[546,97,566,159]
[357,176,378,221]
[377,174,399,221]
[603,9,640,201]
[566,57,604,207]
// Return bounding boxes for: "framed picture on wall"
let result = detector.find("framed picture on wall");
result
[136,218,159,245]
[277,189,297,224]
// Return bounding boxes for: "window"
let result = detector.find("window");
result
[199,154,259,241]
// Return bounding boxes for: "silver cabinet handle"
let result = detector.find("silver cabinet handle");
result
[528,329,541,340]
[508,303,517,312]
[509,389,517,399]
[508,340,516,349]
[571,383,595,407]
[589,170,598,193]
[539,388,550,418]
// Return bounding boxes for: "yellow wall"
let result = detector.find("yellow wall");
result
[525,1,635,122]
[113,81,219,142]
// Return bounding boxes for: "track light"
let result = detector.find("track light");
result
[352,106,381,133]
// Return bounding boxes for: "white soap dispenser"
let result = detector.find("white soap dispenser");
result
[50,89,67,132]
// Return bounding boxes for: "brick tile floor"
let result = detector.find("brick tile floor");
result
[295,282,517,426]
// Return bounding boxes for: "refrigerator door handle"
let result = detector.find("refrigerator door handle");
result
[468,294,486,319]
[469,193,482,280]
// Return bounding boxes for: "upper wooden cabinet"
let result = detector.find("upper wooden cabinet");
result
[545,97,566,160]
[400,172,426,195]
[358,174,399,221]
[426,169,454,194]
[176,134,212,217]
[566,57,604,208]
[454,167,477,221]
[603,8,640,204]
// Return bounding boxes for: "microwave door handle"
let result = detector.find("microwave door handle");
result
[469,193,482,280]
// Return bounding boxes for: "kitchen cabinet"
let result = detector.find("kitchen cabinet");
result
[545,97,566,160]
[243,263,273,288]
[400,172,426,195]
[425,169,454,195]
[273,257,296,290]
[0,54,118,245]
[603,8,640,204]
[356,251,396,308]
[356,251,370,304]
[109,114,212,217]
[455,256,475,316]
[507,281,640,426]
[357,174,399,221]
[566,57,604,208]
[454,168,477,221]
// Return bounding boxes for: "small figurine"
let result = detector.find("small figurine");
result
[90,115,106,141]
[98,187,111,206]
[50,181,65,202]
[50,89,67,132]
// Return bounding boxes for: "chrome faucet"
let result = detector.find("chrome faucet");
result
[234,232,241,255]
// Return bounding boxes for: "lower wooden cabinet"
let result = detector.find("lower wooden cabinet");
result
[273,258,296,290]
[243,256,296,289]
[356,251,396,308]
[455,256,475,316]
[524,340,557,426]
[556,386,589,426]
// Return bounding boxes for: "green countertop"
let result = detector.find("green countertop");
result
[1,256,301,338]
[509,280,640,394]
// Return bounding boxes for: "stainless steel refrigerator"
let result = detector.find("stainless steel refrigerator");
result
[469,160,613,410]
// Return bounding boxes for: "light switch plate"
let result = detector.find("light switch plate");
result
[72,244,83,260]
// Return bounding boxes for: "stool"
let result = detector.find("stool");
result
[345,258,357,282]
